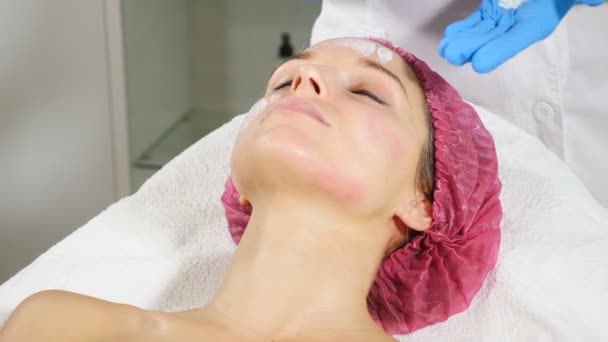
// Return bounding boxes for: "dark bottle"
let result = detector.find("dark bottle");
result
[279,32,294,59]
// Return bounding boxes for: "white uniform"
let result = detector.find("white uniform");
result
[311,1,608,207]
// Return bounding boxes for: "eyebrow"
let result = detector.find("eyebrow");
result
[270,50,407,96]
[358,58,407,95]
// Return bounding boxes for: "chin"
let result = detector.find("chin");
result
[237,144,371,214]
[259,135,326,181]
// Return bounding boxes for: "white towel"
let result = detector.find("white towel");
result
[1,105,607,341]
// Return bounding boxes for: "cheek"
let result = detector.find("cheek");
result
[364,112,404,161]
[241,98,268,131]
[240,93,284,130]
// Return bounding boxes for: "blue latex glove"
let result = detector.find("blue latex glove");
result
[439,0,605,73]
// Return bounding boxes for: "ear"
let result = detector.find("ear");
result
[238,196,250,207]
[394,194,432,233]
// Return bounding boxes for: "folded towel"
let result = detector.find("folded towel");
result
[1,104,607,341]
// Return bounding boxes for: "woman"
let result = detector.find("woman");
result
[0,37,502,341]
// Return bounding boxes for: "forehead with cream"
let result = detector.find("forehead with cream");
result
[298,38,422,103]
[311,38,427,113]
[313,38,395,65]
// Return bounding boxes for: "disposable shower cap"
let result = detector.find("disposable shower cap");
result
[220,38,502,334]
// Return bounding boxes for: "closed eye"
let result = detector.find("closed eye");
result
[351,89,387,105]
[273,80,292,90]
[273,80,387,106]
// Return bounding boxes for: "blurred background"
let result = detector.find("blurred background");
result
[0,0,321,284]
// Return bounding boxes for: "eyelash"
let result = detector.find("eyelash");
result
[273,80,387,105]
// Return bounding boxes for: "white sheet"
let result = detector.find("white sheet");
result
[1,105,607,341]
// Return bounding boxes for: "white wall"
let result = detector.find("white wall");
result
[0,1,117,284]
[0,0,320,284]
[189,0,321,127]
[122,0,191,164]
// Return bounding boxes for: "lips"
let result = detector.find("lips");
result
[269,97,330,126]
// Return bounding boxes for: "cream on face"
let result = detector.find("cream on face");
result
[241,93,285,130]
[324,38,394,65]
[377,46,394,64]
[250,98,268,115]
[241,97,268,130]
[269,93,282,103]
[334,39,377,57]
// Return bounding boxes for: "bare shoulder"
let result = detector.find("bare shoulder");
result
[0,289,141,341]
[10,289,137,310]
[0,292,243,342]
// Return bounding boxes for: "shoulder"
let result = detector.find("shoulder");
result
[15,289,114,306]
[14,289,140,321]
[0,290,142,341]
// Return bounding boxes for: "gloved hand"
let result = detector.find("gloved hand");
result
[439,0,605,73]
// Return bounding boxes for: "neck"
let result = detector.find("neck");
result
[206,195,390,338]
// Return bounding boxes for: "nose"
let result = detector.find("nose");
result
[290,65,327,97]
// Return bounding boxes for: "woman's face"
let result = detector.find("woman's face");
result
[231,38,429,222]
